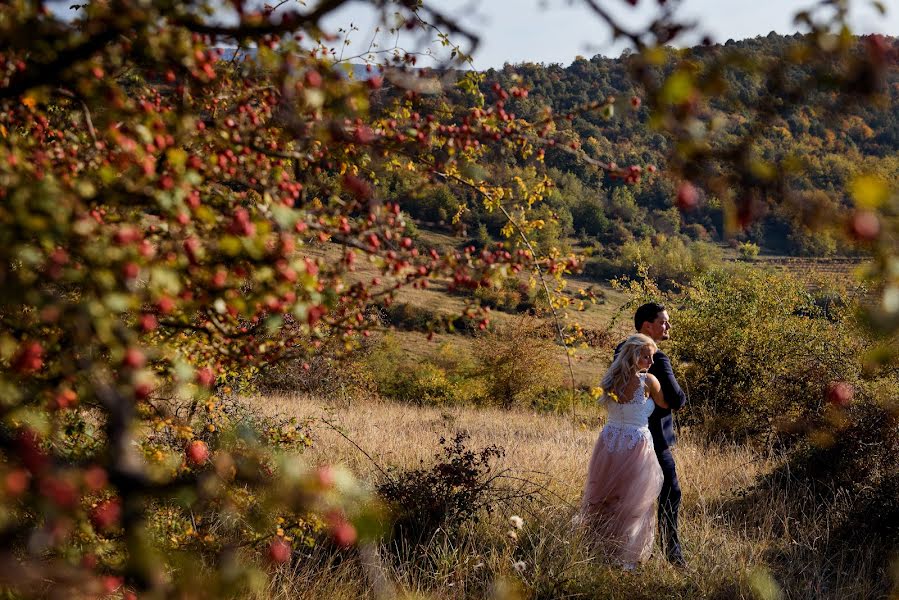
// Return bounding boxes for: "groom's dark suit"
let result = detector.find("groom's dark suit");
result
[614,343,688,564]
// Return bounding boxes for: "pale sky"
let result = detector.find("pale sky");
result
[318,0,899,69]
[46,1,899,69]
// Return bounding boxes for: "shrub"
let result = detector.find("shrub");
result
[583,238,722,289]
[473,277,537,313]
[364,335,482,406]
[256,326,378,400]
[671,264,870,441]
[683,222,711,241]
[376,431,505,547]
[732,387,899,573]
[474,318,565,408]
[582,255,633,282]
[737,241,760,259]
[379,302,480,334]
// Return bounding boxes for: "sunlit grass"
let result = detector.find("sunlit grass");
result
[246,394,891,599]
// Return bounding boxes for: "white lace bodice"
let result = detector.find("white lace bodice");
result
[599,374,654,452]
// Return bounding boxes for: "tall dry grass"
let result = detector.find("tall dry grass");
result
[249,394,895,600]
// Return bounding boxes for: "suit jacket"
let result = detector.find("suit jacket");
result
[613,343,687,452]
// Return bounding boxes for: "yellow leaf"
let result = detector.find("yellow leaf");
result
[661,71,694,105]
[642,46,667,66]
[850,174,889,209]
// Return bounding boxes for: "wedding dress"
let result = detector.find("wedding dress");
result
[580,373,664,565]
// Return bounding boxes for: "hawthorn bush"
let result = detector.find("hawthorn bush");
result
[0,0,579,595]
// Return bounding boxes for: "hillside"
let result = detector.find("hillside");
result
[382,33,898,262]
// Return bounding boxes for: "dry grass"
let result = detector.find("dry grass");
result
[242,394,893,599]
[259,393,608,496]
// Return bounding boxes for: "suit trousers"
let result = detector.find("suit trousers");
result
[655,448,683,559]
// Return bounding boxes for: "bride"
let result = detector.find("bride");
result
[579,333,668,567]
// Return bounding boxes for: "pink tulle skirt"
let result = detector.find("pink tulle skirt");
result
[579,425,664,565]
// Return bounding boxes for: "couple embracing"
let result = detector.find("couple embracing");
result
[580,302,687,569]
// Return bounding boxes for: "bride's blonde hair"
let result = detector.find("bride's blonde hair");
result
[600,334,657,404]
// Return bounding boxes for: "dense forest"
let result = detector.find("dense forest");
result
[387,33,899,267]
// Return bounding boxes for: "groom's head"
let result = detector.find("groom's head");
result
[635,302,670,343]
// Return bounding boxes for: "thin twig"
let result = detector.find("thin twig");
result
[319,417,395,484]
[55,88,98,143]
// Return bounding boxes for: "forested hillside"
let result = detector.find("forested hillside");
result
[389,33,898,263]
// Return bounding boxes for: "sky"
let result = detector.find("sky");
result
[316,0,899,69]
[45,0,899,69]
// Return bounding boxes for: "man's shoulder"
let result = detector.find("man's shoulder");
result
[653,349,670,361]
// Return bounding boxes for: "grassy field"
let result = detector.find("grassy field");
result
[248,394,892,600]
[280,233,893,598]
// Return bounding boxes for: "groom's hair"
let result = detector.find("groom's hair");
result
[634,302,665,331]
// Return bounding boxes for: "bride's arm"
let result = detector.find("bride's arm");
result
[645,374,669,408]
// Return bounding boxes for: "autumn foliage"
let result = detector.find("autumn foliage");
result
[0,0,575,595]
[1,0,897,597]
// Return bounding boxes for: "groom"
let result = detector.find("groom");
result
[617,302,688,566]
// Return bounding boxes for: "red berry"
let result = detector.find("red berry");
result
[850,211,880,241]
[304,70,322,88]
[140,313,158,332]
[83,466,108,492]
[101,576,123,594]
[12,341,43,374]
[316,465,335,489]
[157,296,175,314]
[187,440,209,466]
[826,381,854,408]
[16,429,47,473]
[196,367,215,388]
[89,498,122,532]
[4,469,30,497]
[122,262,140,280]
[676,181,699,211]
[114,226,140,245]
[40,476,79,509]
[54,389,78,410]
[183,237,201,264]
[268,538,292,563]
[134,382,154,400]
[123,347,146,369]
[332,520,357,547]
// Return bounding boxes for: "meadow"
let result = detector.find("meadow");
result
[246,392,890,599]
[240,247,897,600]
